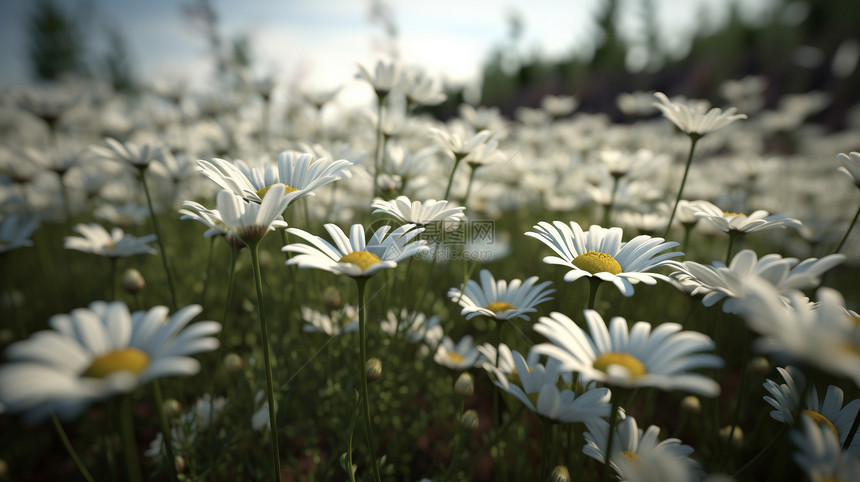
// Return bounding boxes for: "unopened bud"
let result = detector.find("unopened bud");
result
[454,373,475,398]
[681,395,701,414]
[121,268,145,294]
[748,356,770,375]
[460,409,479,432]
[224,353,244,375]
[163,399,182,419]
[0,458,8,478]
[174,455,186,473]
[550,465,571,482]
[323,285,342,310]
[366,357,383,383]
[719,425,744,448]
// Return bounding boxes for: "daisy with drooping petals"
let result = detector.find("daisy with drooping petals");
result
[534,310,723,396]
[487,348,611,423]
[91,137,163,172]
[448,269,555,322]
[673,249,845,313]
[282,223,428,278]
[197,151,353,205]
[526,221,682,297]
[739,280,860,388]
[762,365,860,453]
[653,92,747,136]
[371,195,466,226]
[583,414,703,480]
[693,201,801,235]
[790,414,860,482]
[0,301,220,422]
[215,185,290,244]
[64,222,157,258]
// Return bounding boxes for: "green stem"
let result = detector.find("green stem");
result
[372,95,386,198]
[662,134,701,238]
[834,201,860,254]
[51,412,96,482]
[110,257,118,302]
[119,395,143,482]
[463,164,478,206]
[586,278,603,311]
[443,154,465,201]
[539,420,552,481]
[216,242,240,361]
[602,176,621,227]
[722,326,751,471]
[443,401,467,482]
[681,223,695,254]
[725,232,740,265]
[140,171,178,310]
[248,241,282,482]
[355,278,383,482]
[153,380,179,482]
[200,236,216,304]
[732,425,787,478]
[599,395,622,482]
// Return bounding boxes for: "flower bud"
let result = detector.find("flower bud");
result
[174,455,186,473]
[454,373,475,398]
[0,458,8,478]
[323,285,342,310]
[121,268,145,294]
[366,357,383,383]
[719,425,743,448]
[460,409,479,432]
[550,465,571,482]
[748,356,770,375]
[224,353,244,375]
[163,399,182,419]
[681,395,701,414]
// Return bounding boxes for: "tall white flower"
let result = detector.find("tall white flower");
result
[215,186,290,244]
[653,92,747,136]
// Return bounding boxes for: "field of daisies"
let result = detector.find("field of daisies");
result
[0,59,859,482]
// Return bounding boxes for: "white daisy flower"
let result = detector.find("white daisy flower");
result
[477,342,538,375]
[584,414,703,480]
[763,365,860,453]
[653,92,747,136]
[282,223,428,278]
[447,269,555,321]
[791,414,860,482]
[487,348,610,423]
[91,137,163,171]
[0,214,40,253]
[371,195,466,226]
[356,60,401,97]
[0,301,220,422]
[692,201,801,234]
[837,151,860,188]
[380,309,443,347]
[533,310,723,396]
[64,222,157,258]
[433,335,482,370]
[739,281,860,389]
[197,152,353,205]
[673,250,845,313]
[301,305,358,336]
[215,186,290,244]
[525,221,682,297]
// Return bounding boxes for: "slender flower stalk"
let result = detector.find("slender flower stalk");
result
[119,395,143,482]
[662,134,701,237]
[354,278,382,482]
[443,153,466,201]
[373,96,387,198]
[599,397,622,482]
[834,202,860,254]
[602,176,621,227]
[152,381,179,482]
[248,239,282,482]
[463,164,479,206]
[140,172,178,310]
[51,412,96,482]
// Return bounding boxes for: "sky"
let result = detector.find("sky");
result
[0,0,774,104]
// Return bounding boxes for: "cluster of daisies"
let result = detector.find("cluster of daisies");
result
[0,57,858,482]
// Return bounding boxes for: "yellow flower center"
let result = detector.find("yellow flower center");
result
[83,348,150,378]
[802,410,838,437]
[722,211,745,217]
[593,352,647,378]
[573,251,622,275]
[485,301,516,313]
[339,251,382,272]
[106,242,116,249]
[447,352,464,364]
[256,184,298,198]
[620,451,641,463]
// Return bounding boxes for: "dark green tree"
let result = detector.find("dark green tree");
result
[28,0,86,81]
